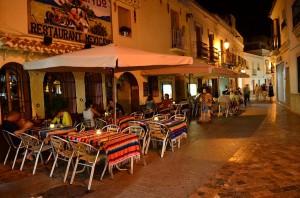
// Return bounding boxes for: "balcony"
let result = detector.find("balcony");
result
[252,69,257,76]
[170,29,187,54]
[292,1,300,38]
[208,47,219,65]
[221,51,247,70]
[192,41,208,60]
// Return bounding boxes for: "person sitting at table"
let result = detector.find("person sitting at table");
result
[83,100,101,128]
[145,95,156,114]
[2,111,34,160]
[105,99,125,115]
[51,109,72,127]
[160,93,172,110]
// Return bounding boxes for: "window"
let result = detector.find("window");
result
[298,56,300,93]
[44,72,77,118]
[292,0,300,27]
[162,83,172,99]
[189,84,197,96]
[85,73,103,111]
[0,63,32,120]
[118,7,131,37]
[148,76,159,97]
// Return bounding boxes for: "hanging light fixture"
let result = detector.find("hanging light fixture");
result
[224,39,229,50]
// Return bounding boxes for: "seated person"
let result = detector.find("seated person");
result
[218,91,231,106]
[145,95,156,113]
[51,109,72,127]
[2,111,34,160]
[160,93,172,109]
[83,100,101,128]
[2,111,33,137]
[105,99,125,116]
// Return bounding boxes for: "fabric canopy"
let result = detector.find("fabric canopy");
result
[23,43,193,124]
[140,61,212,76]
[194,67,239,78]
[23,44,193,72]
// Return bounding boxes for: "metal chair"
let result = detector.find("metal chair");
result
[74,122,86,132]
[152,114,168,122]
[130,112,144,120]
[169,114,188,123]
[145,122,169,158]
[218,102,229,117]
[122,125,148,156]
[49,136,74,182]
[94,118,108,129]
[19,133,52,174]
[101,124,120,133]
[81,119,93,130]
[69,140,107,190]
[2,130,24,169]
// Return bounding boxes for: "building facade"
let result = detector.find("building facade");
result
[269,0,300,114]
[0,0,251,123]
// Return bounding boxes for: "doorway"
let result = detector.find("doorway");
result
[117,72,139,114]
[276,63,285,103]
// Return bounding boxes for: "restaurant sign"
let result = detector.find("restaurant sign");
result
[28,0,112,46]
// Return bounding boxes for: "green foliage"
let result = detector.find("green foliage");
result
[90,22,108,36]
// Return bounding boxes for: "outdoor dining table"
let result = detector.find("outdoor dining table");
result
[100,115,135,131]
[64,130,141,179]
[26,125,76,142]
[160,119,188,142]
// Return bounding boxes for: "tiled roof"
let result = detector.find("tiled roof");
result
[0,36,83,54]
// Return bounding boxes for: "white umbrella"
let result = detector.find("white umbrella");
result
[23,44,193,123]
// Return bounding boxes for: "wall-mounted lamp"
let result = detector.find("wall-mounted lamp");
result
[186,13,193,22]
[224,39,229,50]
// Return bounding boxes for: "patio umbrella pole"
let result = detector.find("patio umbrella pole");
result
[112,67,117,125]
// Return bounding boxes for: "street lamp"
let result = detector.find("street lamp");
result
[224,39,229,50]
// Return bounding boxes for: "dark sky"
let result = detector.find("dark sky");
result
[195,0,274,39]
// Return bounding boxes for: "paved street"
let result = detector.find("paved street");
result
[0,102,300,198]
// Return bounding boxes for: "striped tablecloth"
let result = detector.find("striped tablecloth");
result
[27,126,76,141]
[65,131,140,166]
[117,116,135,131]
[161,119,188,141]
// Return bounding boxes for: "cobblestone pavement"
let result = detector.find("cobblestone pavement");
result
[190,102,300,198]
[0,102,299,198]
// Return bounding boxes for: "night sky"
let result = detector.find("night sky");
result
[195,0,274,39]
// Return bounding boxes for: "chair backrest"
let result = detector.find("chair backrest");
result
[94,118,107,129]
[19,133,40,148]
[147,122,168,134]
[128,121,144,127]
[69,140,100,164]
[169,114,187,122]
[152,114,167,121]
[50,136,72,156]
[74,122,86,132]
[82,119,92,128]
[131,112,144,120]
[101,124,120,133]
[2,130,21,149]
[122,125,146,139]
[219,101,228,108]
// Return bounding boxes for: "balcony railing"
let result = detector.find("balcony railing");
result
[192,41,208,60]
[221,51,247,69]
[208,47,219,64]
[171,29,186,50]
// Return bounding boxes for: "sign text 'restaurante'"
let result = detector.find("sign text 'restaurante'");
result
[30,22,111,46]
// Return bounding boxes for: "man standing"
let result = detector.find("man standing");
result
[243,84,250,107]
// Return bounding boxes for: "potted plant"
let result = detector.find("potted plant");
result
[119,26,131,36]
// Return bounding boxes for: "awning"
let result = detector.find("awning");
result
[140,61,212,76]
[232,70,250,78]
[194,67,239,78]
